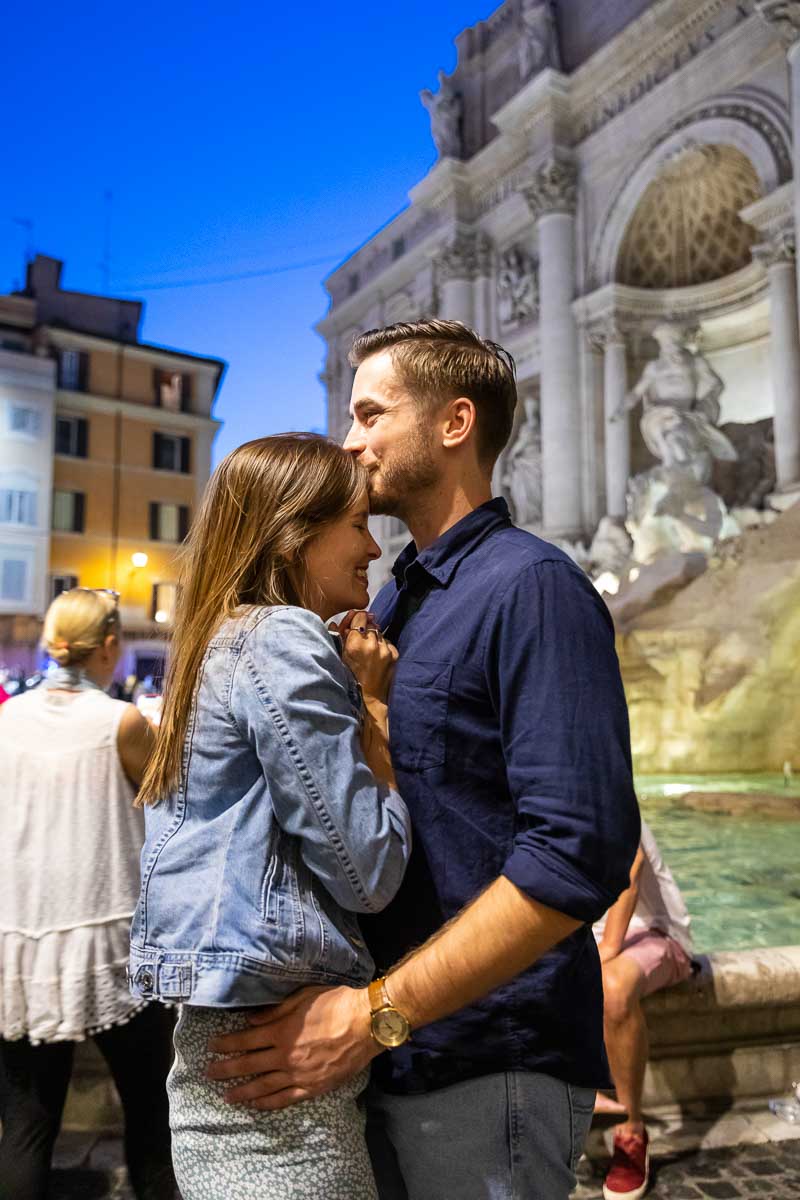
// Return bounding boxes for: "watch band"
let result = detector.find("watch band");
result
[368,976,393,1013]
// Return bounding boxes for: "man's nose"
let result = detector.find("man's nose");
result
[342,424,364,454]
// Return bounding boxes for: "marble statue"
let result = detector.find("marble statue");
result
[518,0,561,80]
[503,396,542,526]
[614,323,737,484]
[497,245,539,328]
[421,71,463,159]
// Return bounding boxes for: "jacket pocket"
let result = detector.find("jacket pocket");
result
[389,660,452,772]
[260,853,282,924]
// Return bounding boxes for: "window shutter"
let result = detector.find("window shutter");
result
[178,505,189,542]
[73,492,85,534]
[180,436,191,474]
[78,352,90,392]
[76,418,88,458]
[149,502,159,541]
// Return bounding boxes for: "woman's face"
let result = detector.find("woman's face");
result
[302,491,381,620]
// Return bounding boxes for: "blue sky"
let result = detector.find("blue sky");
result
[2,1,493,462]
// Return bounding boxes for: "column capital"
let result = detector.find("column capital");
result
[521,158,578,219]
[435,231,493,282]
[585,316,629,351]
[756,0,800,48]
[753,230,797,268]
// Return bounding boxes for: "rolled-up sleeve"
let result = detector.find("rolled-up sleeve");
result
[486,560,640,923]
[232,607,412,914]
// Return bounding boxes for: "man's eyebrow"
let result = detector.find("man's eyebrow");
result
[352,396,388,415]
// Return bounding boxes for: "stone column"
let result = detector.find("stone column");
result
[472,233,496,338]
[601,321,631,521]
[523,160,583,539]
[757,2,800,311]
[435,233,477,325]
[755,233,800,488]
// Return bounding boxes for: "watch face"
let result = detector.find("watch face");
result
[372,1008,410,1048]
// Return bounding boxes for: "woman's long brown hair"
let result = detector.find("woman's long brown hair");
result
[137,434,368,806]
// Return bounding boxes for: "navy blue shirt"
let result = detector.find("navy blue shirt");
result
[361,498,640,1095]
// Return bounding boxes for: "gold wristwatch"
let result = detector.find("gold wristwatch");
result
[368,976,411,1048]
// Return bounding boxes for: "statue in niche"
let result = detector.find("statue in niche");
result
[497,246,539,328]
[613,323,737,485]
[502,396,542,527]
[420,70,463,159]
[518,0,561,81]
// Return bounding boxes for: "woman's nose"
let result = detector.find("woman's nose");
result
[367,534,381,561]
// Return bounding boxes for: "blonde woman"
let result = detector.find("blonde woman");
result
[129,434,411,1200]
[0,588,177,1200]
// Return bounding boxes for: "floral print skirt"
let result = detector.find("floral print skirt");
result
[168,1005,378,1200]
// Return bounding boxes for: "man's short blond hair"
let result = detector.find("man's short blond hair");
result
[349,319,518,467]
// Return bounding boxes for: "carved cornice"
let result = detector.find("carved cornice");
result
[753,231,797,267]
[435,231,494,282]
[521,159,578,218]
[756,0,800,46]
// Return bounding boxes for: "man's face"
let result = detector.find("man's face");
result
[343,350,439,517]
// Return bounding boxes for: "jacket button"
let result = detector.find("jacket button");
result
[139,969,154,990]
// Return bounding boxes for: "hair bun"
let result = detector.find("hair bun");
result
[49,645,72,666]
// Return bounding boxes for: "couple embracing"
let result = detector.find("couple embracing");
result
[130,320,640,1200]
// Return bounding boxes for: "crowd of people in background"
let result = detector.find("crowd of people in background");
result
[0,320,700,1200]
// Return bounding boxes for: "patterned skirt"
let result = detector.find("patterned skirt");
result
[168,1005,378,1200]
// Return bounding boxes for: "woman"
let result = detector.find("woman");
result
[129,434,411,1200]
[0,588,177,1200]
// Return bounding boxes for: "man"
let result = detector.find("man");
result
[595,820,694,1200]
[208,320,640,1198]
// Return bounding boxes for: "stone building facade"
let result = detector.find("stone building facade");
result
[318,0,800,585]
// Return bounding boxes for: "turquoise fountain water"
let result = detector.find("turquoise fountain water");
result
[638,775,800,954]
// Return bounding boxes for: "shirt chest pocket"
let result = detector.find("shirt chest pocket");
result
[389,660,452,773]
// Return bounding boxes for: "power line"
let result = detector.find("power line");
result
[118,253,343,292]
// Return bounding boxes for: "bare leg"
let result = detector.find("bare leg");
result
[601,954,648,1134]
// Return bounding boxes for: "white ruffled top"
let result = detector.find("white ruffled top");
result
[0,686,146,1043]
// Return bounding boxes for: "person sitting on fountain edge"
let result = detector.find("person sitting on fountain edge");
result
[595,818,695,1200]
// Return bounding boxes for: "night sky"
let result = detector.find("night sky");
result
[2,0,493,462]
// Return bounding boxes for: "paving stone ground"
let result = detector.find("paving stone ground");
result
[48,1104,800,1198]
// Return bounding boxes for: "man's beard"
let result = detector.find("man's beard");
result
[367,428,439,519]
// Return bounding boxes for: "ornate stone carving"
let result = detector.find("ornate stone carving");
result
[435,232,492,282]
[522,159,578,218]
[617,323,737,485]
[756,0,800,45]
[752,230,797,268]
[497,245,539,328]
[502,396,542,528]
[518,0,560,81]
[420,70,463,160]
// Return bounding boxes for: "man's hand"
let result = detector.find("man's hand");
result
[206,984,380,1110]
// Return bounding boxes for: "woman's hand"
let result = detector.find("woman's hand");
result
[342,623,398,705]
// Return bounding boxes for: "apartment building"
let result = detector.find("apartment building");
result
[0,255,225,677]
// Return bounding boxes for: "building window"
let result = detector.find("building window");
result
[153,432,191,473]
[392,237,406,261]
[9,406,41,436]
[154,370,192,412]
[51,574,79,599]
[57,349,89,392]
[0,489,37,526]
[55,416,89,458]
[0,558,27,602]
[149,502,189,543]
[52,490,85,534]
[151,582,178,624]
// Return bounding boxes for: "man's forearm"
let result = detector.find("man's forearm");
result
[385,875,581,1030]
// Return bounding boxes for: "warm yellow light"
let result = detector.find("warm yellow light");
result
[131,552,149,568]
[154,609,169,624]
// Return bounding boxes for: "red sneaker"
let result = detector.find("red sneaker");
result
[603,1127,650,1200]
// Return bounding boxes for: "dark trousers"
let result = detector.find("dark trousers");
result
[0,1003,177,1200]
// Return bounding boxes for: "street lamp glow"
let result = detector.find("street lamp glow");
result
[131,552,148,568]
[154,609,169,624]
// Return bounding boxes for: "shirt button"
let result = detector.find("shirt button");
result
[350,935,365,949]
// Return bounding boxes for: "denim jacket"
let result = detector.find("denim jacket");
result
[129,605,412,1007]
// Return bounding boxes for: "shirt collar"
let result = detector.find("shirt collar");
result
[391,497,512,588]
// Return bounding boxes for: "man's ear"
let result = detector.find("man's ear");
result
[441,397,477,450]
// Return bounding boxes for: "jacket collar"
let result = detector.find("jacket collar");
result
[391,497,512,589]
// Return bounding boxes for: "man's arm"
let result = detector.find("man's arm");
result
[206,877,578,1110]
[598,845,645,964]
